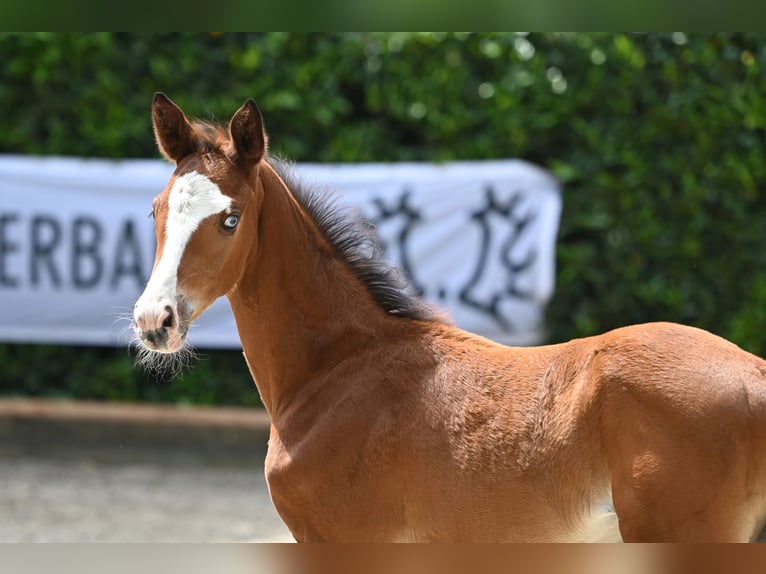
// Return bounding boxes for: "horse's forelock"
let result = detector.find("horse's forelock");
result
[189,120,232,156]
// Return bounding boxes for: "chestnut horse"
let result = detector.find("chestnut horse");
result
[133,93,766,542]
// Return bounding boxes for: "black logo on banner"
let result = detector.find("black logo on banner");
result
[369,186,538,333]
[459,186,538,332]
[370,190,425,297]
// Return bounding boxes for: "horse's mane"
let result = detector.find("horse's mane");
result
[268,157,443,323]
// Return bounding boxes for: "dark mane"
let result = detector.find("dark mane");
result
[268,158,443,323]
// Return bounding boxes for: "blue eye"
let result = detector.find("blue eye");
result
[222,214,240,230]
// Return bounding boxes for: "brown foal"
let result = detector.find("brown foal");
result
[133,93,766,541]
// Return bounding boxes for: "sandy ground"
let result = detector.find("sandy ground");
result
[0,456,292,542]
[0,400,293,542]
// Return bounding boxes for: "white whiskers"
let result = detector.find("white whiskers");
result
[113,307,139,348]
[114,306,198,379]
[132,339,199,379]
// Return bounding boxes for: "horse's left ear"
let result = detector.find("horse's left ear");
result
[229,99,267,167]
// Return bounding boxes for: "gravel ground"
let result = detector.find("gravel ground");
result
[0,455,293,542]
[0,400,293,543]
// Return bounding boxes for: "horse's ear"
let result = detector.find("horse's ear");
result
[229,99,267,167]
[152,92,196,163]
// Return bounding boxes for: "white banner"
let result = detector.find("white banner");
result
[0,155,561,348]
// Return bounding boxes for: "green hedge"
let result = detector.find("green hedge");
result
[2,32,766,405]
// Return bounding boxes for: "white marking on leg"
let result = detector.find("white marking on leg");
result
[576,494,622,542]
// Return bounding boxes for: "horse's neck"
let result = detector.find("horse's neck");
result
[227,163,386,417]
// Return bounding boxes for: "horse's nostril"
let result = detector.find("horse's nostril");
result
[162,306,174,329]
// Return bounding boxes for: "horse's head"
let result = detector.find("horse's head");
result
[133,93,267,356]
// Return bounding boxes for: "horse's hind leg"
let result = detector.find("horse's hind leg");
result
[599,378,766,542]
[610,452,759,542]
[613,490,751,542]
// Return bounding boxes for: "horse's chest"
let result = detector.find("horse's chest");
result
[264,440,411,541]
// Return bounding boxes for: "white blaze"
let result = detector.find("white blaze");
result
[137,171,231,307]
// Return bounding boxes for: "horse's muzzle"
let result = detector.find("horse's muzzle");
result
[133,299,185,353]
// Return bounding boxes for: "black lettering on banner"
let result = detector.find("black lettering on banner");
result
[110,219,146,289]
[30,215,63,288]
[0,213,20,287]
[72,216,103,289]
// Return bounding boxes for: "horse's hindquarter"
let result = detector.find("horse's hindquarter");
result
[591,322,766,541]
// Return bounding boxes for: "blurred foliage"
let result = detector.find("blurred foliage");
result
[2,32,766,405]
[0,343,263,407]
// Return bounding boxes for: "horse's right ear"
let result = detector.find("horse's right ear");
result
[152,93,196,163]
